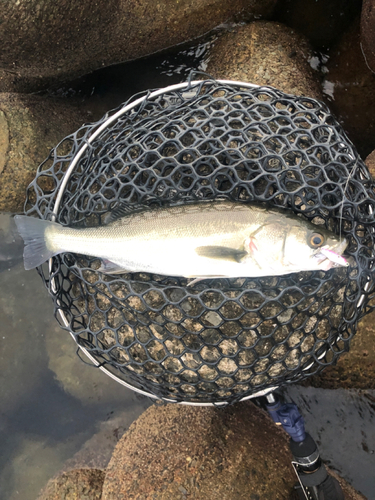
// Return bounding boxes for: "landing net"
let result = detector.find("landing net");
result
[25,77,375,404]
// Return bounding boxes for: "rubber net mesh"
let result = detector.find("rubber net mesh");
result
[24,79,375,404]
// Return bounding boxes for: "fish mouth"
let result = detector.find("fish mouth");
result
[314,239,349,270]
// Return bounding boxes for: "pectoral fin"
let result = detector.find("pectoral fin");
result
[196,246,247,263]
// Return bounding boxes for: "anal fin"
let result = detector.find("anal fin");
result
[98,259,129,275]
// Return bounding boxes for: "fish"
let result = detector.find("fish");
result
[14,201,349,280]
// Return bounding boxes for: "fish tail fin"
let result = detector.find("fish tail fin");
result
[14,215,59,270]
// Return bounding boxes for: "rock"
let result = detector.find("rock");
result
[101,402,294,499]
[322,18,375,158]
[274,0,362,48]
[0,93,89,213]
[0,0,277,93]
[37,469,105,500]
[101,402,363,499]
[206,21,322,99]
[361,0,375,73]
[365,149,375,178]
[301,311,375,390]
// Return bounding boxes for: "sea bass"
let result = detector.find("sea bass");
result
[14,201,349,279]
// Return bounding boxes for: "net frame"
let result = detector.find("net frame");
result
[25,78,375,405]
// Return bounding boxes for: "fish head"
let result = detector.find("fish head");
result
[283,223,349,272]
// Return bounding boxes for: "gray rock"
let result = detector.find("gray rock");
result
[0,433,87,500]
[0,262,48,414]
[206,21,322,99]
[0,213,24,272]
[0,0,277,93]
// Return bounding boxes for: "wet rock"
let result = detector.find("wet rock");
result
[274,0,362,49]
[0,93,89,213]
[0,0,277,93]
[301,311,375,390]
[37,468,105,500]
[322,19,375,158]
[206,21,322,99]
[101,401,363,499]
[361,0,375,73]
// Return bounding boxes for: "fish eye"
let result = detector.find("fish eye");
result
[309,232,325,248]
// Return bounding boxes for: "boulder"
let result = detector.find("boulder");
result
[0,93,89,213]
[206,21,322,99]
[0,0,277,93]
[101,401,364,499]
[361,0,375,73]
[322,18,375,158]
[37,469,105,500]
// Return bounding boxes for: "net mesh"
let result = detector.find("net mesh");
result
[24,78,375,404]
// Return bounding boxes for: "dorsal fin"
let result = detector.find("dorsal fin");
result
[106,200,160,224]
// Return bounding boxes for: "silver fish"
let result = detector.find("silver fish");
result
[14,201,349,279]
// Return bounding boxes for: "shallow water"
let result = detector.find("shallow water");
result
[0,214,151,500]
